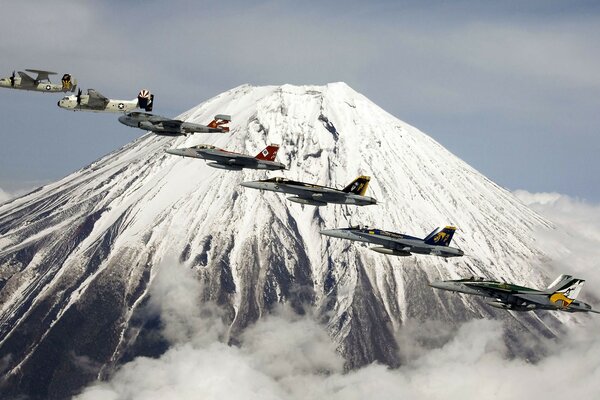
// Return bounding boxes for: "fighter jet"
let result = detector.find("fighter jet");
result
[118,112,231,136]
[58,89,153,113]
[429,274,599,313]
[0,69,77,93]
[240,176,377,206]
[320,226,463,257]
[166,144,285,171]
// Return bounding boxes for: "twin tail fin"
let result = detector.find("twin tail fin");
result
[424,226,457,247]
[342,176,370,196]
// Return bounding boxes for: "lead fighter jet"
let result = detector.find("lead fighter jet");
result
[118,112,231,136]
[58,89,153,113]
[320,226,463,257]
[430,274,599,313]
[0,69,76,93]
[240,176,377,206]
[166,144,285,170]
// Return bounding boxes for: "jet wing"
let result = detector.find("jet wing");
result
[17,71,35,84]
[462,281,533,299]
[202,149,252,164]
[86,89,110,108]
[159,119,184,129]
[25,69,56,82]
[352,231,413,252]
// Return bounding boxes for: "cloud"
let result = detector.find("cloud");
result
[514,190,600,286]
[75,214,600,400]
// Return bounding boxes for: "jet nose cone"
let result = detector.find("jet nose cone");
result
[118,115,127,124]
[240,181,262,190]
[429,281,453,291]
[165,149,186,157]
[320,229,345,239]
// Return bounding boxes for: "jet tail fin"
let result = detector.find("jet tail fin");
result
[61,74,77,92]
[137,89,154,111]
[255,144,279,161]
[342,176,370,195]
[424,226,457,247]
[546,274,585,300]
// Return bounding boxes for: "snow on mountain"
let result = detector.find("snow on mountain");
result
[0,83,568,398]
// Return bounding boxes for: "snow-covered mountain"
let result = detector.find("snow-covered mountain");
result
[0,83,565,398]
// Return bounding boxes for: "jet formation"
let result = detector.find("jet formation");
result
[321,226,463,258]
[2,67,597,317]
[166,144,285,171]
[430,274,599,313]
[0,69,76,93]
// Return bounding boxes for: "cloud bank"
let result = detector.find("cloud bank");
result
[514,190,600,285]
[75,192,600,400]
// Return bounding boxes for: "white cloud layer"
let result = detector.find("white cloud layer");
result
[514,190,600,285]
[76,192,600,400]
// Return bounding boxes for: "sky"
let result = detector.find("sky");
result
[0,0,599,199]
[74,191,600,399]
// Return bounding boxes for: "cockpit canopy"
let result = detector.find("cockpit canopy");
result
[263,177,288,183]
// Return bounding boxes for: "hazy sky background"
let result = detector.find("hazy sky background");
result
[0,1,598,199]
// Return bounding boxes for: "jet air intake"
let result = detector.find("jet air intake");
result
[370,246,411,256]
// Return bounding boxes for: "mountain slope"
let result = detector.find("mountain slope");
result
[0,83,563,398]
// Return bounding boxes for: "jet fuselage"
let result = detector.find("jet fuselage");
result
[166,146,286,171]
[58,96,139,113]
[240,179,377,206]
[320,227,464,257]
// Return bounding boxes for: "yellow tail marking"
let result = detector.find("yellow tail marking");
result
[549,292,574,309]
[432,231,450,244]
